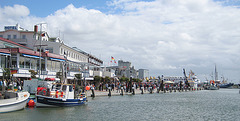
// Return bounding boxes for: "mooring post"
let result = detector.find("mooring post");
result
[149,87,153,94]
[120,87,124,95]
[132,86,135,95]
[157,87,160,93]
[108,87,111,96]
[91,87,95,97]
[141,87,144,94]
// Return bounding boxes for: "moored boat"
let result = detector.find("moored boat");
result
[36,83,87,107]
[0,91,30,113]
[219,83,234,88]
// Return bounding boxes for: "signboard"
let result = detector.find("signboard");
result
[4,26,17,31]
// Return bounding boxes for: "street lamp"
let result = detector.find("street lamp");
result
[34,23,47,80]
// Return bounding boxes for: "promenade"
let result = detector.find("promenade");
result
[86,87,203,97]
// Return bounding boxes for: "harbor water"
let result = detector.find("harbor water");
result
[1,89,240,121]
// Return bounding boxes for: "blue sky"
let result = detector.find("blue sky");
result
[0,0,111,17]
[0,0,156,17]
[0,0,240,83]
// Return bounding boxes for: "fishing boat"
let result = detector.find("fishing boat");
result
[0,91,30,113]
[36,83,87,107]
[36,57,87,107]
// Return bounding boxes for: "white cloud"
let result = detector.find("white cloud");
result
[1,0,240,82]
[0,5,29,22]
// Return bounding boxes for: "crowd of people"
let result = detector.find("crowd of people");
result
[88,81,189,93]
[0,78,23,91]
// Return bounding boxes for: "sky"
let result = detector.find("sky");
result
[0,0,240,83]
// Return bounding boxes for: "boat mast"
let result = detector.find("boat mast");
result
[183,68,190,87]
[215,64,218,81]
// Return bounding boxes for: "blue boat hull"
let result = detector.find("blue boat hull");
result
[219,83,234,88]
[36,95,87,107]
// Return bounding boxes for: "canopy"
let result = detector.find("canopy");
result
[164,81,174,84]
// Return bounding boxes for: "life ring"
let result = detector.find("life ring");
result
[40,89,47,96]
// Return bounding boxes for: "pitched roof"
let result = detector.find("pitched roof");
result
[0,37,32,50]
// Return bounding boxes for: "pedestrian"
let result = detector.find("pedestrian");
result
[105,83,108,91]
[111,82,114,91]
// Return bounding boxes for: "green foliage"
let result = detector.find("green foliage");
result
[56,72,62,78]
[29,70,37,78]
[120,77,129,82]
[75,74,82,80]
[104,76,111,82]
[3,68,10,79]
[94,76,101,82]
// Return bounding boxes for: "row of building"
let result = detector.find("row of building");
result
[0,24,150,81]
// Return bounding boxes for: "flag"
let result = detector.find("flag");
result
[111,56,115,63]
[11,70,18,75]
[41,33,45,37]
[111,56,115,60]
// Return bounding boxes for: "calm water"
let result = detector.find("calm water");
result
[1,89,240,121]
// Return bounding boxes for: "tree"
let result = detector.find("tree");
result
[94,76,102,89]
[94,76,101,82]
[29,70,37,78]
[104,76,111,83]
[3,68,10,79]
[56,72,62,78]
[120,76,129,82]
[75,74,82,80]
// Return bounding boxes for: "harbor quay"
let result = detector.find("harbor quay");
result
[86,86,204,97]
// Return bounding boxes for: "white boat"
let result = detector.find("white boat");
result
[0,91,30,113]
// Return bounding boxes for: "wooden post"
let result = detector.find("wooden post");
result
[91,87,95,97]
[108,87,111,96]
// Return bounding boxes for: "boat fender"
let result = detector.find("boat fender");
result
[56,90,59,98]
[60,91,64,98]
[40,89,47,96]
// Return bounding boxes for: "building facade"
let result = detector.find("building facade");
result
[0,24,103,80]
[138,69,149,80]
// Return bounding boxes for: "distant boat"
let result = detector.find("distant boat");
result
[0,91,30,113]
[219,83,234,88]
[206,85,219,90]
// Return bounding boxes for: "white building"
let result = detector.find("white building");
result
[0,24,103,80]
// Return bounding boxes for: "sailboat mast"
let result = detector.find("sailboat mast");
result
[215,64,218,81]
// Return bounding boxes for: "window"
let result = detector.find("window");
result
[11,56,17,68]
[41,59,45,71]
[52,61,56,71]
[0,35,3,38]
[7,35,11,39]
[25,57,30,69]
[46,47,53,53]
[19,56,24,68]
[30,58,37,70]
[0,56,6,68]
[55,61,60,72]
[47,60,52,71]
[22,35,26,39]
[13,35,17,39]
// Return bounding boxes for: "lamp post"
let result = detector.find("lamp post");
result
[34,23,47,80]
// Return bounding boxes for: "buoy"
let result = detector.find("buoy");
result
[56,90,59,98]
[60,91,63,98]
[28,99,35,107]
[86,86,90,91]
